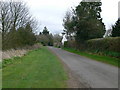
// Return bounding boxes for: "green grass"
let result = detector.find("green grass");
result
[63,47,120,67]
[0,69,1,89]
[3,47,68,88]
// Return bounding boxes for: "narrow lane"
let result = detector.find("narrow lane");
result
[48,47,118,88]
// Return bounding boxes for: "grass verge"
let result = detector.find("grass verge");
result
[63,47,120,67]
[3,47,68,88]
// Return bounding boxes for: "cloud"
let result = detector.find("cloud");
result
[101,0,119,29]
[23,0,119,33]
[23,0,80,34]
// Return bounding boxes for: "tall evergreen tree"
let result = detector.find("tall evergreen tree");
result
[42,26,49,35]
[75,1,105,42]
[112,18,120,37]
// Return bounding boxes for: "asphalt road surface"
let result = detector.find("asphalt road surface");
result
[48,47,119,88]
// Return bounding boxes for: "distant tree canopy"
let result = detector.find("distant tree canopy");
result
[63,0,105,43]
[37,27,53,46]
[53,34,62,47]
[0,1,37,50]
[42,26,49,35]
[112,18,120,37]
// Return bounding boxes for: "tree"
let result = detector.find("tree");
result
[42,26,49,35]
[38,34,49,46]
[63,10,76,40]
[53,34,62,47]
[0,0,36,34]
[0,1,11,41]
[9,1,32,31]
[63,0,105,45]
[37,27,53,46]
[0,1,37,50]
[17,24,36,46]
[53,34,62,43]
[47,34,53,46]
[112,18,120,37]
[74,1,105,42]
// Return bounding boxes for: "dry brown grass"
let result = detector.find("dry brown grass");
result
[2,43,41,60]
[2,49,27,60]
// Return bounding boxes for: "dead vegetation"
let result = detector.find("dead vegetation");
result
[2,43,41,60]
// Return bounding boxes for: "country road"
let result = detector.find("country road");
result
[48,47,119,88]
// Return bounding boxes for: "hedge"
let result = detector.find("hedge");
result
[64,40,77,49]
[86,37,120,53]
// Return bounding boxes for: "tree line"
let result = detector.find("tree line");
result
[0,1,63,50]
[36,26,62,47]
[1,0,119,50]
[63,0,120,48]
[63,0,120,58]
[0,0,37,50]
[63,1,105,44]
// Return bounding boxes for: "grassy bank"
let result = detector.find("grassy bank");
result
[3,47,68,88]
[63,48,120,67]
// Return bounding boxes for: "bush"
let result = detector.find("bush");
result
[64,41,68,48]
[2,26,36,50]
[37,34,53,46]
[64,40,77,49]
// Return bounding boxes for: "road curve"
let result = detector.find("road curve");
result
[48,47,118,88]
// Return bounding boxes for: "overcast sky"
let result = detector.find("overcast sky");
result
[23,0,119,34]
